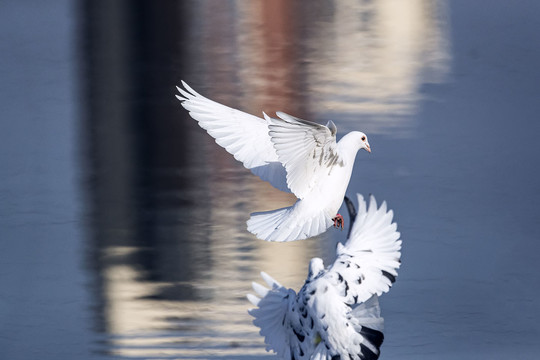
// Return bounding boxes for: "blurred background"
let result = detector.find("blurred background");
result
[1,0,539,359]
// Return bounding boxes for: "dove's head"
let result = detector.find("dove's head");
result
[358,132,371,153]
[347,131,371,153]
[338,131,372,160]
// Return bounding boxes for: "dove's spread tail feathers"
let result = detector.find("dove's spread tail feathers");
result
[247,202,332,242]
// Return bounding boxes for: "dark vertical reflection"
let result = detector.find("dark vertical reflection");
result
[80,0,211,331]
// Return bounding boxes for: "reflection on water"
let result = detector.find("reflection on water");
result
[80,0,451,358]
[303,0,450,133]
[190,0,449,135]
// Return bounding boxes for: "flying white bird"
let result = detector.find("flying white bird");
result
[247,194,401,360]
[176,82,371,242]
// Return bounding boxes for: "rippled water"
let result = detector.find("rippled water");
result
[1,0,540,359]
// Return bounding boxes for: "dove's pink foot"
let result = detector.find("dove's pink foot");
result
[332,214,344,230]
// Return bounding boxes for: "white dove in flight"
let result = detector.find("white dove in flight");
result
[176,81,371,242]
[247,194,402,359]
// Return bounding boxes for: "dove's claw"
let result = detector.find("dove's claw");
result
[332,214,344,230]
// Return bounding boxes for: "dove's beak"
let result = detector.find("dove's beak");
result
[365,143,371,153]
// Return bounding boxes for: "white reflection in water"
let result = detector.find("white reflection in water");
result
[99,175,320,358]
[304,0,451,134]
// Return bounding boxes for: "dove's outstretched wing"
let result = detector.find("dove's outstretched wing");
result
[176,81,289,192]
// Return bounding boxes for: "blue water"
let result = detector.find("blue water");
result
[1,1,539,359]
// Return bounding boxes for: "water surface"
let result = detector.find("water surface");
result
[1,0,539,359]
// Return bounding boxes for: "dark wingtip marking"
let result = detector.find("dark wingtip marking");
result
[344,196,357,220]
[344,196,357,238]
[360,326,384,349]
[359,343,380,360]
[382,270,396,284]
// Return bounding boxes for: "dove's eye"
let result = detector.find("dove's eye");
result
[361,136,366,141]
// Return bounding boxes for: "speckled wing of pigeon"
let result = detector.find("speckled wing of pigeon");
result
[247,194,402,359]
[332,194,402,304]
[175,81,289,193]
[267,112,343,200]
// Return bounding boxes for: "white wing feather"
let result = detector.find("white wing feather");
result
[267,112,343,199]
[176,81,290,192]
[329,194,402,304]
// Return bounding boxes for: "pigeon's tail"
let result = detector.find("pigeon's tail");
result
[351,295,384,360]
[247,203,332,242]
[351,295,384,332]
[310,296,384,360]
